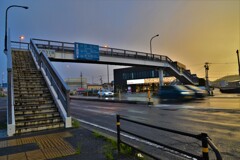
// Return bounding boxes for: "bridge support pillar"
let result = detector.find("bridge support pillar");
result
[158,69,164,86]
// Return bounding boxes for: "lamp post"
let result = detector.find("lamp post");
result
[150,34,159,54]
[19,35,24,49]
[4,5,29,53]
[236,50,240,76]
[104,45,110,90]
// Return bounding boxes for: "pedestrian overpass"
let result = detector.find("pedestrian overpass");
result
[29,39,199,85]
[6,38,198,136]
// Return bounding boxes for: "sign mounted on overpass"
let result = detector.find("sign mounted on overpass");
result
[74,43,99,61]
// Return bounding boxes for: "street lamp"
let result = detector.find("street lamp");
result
[19,35,25,49]
[4,5,29,53]
[150,34,159,54]
[236,50,240,76]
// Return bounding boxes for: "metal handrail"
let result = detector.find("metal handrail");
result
[117,115,222,160]
[11,41,29,50]
[31,38,198,84]
[29,39,70,116]
[207,138,223,160]
[7,30,15,135]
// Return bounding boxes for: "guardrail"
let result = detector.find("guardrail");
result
[10,41,29,50]
[31,38,198,84]
[116,115,222,160]
[29,39,70,117]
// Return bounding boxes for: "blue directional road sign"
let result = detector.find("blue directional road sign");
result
[74,42,99,61]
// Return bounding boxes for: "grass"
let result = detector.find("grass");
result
[72,119,80,128]
[75,142,81,154]
[92,131,145,160]
[0,93,6,97]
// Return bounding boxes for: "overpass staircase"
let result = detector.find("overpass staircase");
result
[13,50,64,134]
[6,38,72,136]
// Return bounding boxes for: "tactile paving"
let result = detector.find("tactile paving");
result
[41,147,62,159]
[0,156,7,160]
[0,132,76,159]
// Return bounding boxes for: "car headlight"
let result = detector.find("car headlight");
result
[181,91,189,95]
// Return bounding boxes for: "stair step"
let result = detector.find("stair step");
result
[15,122,64,134]
[13,68,39,72]
[15,93,51,98]
[14,81,45,85]
[14,90,50,95]
[15,103,55,110]
[15,112,60,121]
[14,85,47,89]
[13,74,42,78]
[14,87,49,91]
[15,117,62,127]
[15,107,58,115]
[14,100,54,106]
[14,96,52,102]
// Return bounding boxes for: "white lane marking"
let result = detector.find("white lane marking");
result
[82,108,116,116]
[71,103,118,110]
[76,118,196,160]
[154,104,195,109]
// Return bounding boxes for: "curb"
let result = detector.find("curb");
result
[70,97,154,105]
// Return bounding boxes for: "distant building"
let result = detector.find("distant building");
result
[65,77,87,91]
[87,84,102,91]
[114,67,176,93]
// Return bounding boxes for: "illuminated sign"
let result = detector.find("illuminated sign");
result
[74,43,99,61]
[127,77,176,85]
[127,79,144,85]
[144,78,159,83]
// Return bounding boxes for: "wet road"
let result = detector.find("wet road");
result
[70,97,240,159]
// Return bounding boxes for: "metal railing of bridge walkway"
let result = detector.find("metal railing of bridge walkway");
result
[31,38,198,84]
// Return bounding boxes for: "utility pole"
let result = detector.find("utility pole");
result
[80,72,83,88]
[99,75,102,85]
[107,65,110,90]
[204,62,210,95]
[1,72,4,88]
[236,50,240,76]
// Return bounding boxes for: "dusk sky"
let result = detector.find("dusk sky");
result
[0,0,239,84]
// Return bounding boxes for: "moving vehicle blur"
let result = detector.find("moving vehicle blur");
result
[185,85,207,98]
[158,85,194,101]
[98,89,114,97]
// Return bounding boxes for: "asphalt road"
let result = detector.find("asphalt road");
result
[70,97,240,160]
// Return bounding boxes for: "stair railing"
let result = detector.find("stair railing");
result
[29,39,71,118]
[6,30,15,136]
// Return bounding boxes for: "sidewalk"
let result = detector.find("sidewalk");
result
[0,98,139,160]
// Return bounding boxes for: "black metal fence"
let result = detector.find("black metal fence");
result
[116,114,222,160]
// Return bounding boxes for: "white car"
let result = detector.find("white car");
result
[98,90,114,97]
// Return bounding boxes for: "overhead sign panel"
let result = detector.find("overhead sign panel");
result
[74,42,99,61]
